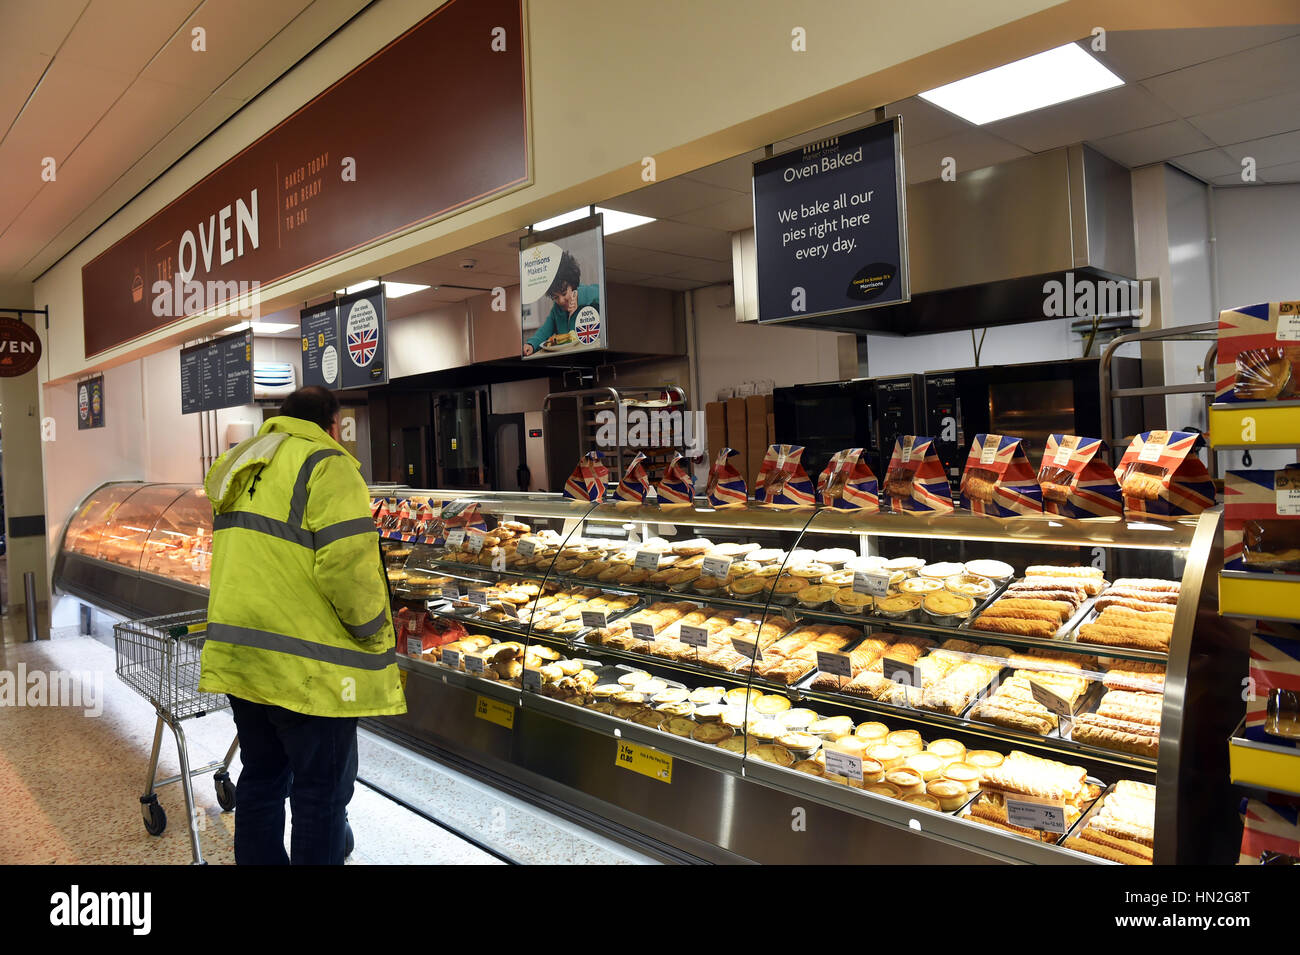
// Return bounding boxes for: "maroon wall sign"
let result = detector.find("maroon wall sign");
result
[81,0,529,358]
[0,317,42,377]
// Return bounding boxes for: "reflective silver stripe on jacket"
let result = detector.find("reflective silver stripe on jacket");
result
[342,609,388,641]
[213,511,314,548]
[206,622,395,671]
[287,448,343,527]
[313,517,378,549]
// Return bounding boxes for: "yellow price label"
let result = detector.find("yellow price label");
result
[475,695,515,729]
[302,337,309,351]
[615,740,673,783]
[398,669,408,692]
[318,332,325,347]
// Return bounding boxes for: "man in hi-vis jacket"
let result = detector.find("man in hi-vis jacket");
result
[200,386,404,864]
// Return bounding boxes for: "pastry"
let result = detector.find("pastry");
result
[689,686,726,705]
[923,591,976,621]
[776,732,821,757]
[965,750,1005,772]
[905,752,944,781]
[1077,624,1170,652]
[971,615,1058,639]
[749,744,795,767]
[726,687,763,707]
[920,561,965,579]
[962,468,999,503]
[854,722,890,743]
[927,739,966,765]
[691,722,735,745]
[753,695,793,715]
[942,762,981,792]
[887,729,923,755]
[655,701,695,717]
[927,779,969,811]
[791,760,826,777]
[885,768,925,796]
[832,588,873,614]
[1121,467,1166,501]
[808,716,855,739]
[900,576,945,595]
[943,574,996,599]
[903,793,942,812]
[1070,713,1160,757]
[866,782,902,799]
[867,743,903,770]
[981,598,1073,621]
[717,736,748,755]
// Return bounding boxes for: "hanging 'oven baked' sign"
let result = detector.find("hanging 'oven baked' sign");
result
[752,117,908,323]
[80,0,529,358]
[0,317,42,377]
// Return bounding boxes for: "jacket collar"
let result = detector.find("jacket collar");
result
[260,415,358,466]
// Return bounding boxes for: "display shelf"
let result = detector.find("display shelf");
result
[1228,720,1300,797]
[1208,400,1300,450]
[1219,571,1300,623]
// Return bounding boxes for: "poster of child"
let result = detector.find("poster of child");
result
[520,214,606,359]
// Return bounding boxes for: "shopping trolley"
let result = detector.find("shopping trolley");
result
[114,609,239,865]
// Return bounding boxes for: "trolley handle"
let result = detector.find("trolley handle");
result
[165,623,205,640]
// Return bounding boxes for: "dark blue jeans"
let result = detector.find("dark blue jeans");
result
[227,695,358,865]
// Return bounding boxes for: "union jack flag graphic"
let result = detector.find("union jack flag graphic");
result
[348,324,377,366]
[576,318,600,344]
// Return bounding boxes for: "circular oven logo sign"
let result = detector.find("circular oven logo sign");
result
[0,317,41,377]
[346,299,379,367]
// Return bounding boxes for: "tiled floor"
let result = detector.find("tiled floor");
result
[0,633,656,865]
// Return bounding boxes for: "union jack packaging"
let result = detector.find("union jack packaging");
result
[817,448,879,512]
[1038,434,1122,519]
[1238,798,1300,864]
[614,452,651,504]
[883,435,953,514]
[1245,623,1300,745]
[1225,467,1300,574]
[562,451,610,502]
[753,444,816,508]
[1216,301,1300,403]
[705,448,748,507]
[655,452,696,505]
[1114,430,1215,520]
[960,434,1042,516]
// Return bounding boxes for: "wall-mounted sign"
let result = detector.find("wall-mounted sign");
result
[752,117,908,323]
[180,330,253,414]
[338,287,387,390]
[77,375,106,429]
[520,214,607,360]
[0,317,41,377]
[300,302,340,389]
[81,0,529,358]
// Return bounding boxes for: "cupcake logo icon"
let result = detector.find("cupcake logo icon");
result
[131,270,145,304]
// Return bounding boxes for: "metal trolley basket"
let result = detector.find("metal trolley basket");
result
[114,609,239,865]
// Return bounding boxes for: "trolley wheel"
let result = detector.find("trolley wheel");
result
[214,772,236,812]
[141,796,167,836]
[345,821,355,858]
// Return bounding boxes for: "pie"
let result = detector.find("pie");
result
[691,722,735,745]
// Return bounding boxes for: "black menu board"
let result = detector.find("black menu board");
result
[180,330,253,414]
[301,302,340,389]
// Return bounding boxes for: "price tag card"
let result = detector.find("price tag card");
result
[901,437,914,463]
[441,500,470,518]
[405,636,423,657]
[517,538,538,557]
[580,610,608,629]
[521,668,543,693]
[816,650,853,678]
[615,740,673,783]
[853,571,892,597]
[882,655,920,687]
[1005,795,1067,834]
[440,648,461,670]
[634,549,662,571]
[824,746,863,781]
[497,600,519,619]
[630,621,657,642]
[463,653,486,676]
[1138,442,1164,464]
[441,582,461,598]
[1053,443,1075,467]
[466,590,489,607]
[679,625,709,648]
[701,555,732,579]
[731,636,763,661]
[980,440,999,465]
[1278,302,1300,340]
[474,695,515,729]
[445,528,466,549]
[1029,678,1072,717]
[466,529,486,554]
[1277,471,1300,515]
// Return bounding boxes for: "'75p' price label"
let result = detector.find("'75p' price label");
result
[1005,794,1067,833]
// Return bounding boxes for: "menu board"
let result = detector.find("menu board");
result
[338,287,387,390]
[76,374,105,429]
[752,117,908,323]
[301,303,340,389]
[180,330,253,414]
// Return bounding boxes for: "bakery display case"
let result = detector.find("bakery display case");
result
[380,490,1248,865]
[55,482,211,618]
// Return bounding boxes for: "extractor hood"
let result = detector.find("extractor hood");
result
[732,143,1138,335]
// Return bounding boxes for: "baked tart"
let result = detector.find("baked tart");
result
[691,722,735,745]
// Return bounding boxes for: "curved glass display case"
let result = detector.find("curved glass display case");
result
[381,491,1247,865]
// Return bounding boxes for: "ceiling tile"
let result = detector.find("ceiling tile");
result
[673,192,754,232]
[0,50,53,140]
[1088,119,1215,168]
[680,149,764,192]
[602,244,713,275]
[1220,128,1300,170]
[0,0,92,58]
[984,84,1178,153]
[903,129,1029,184]
[604,268,655,284]
[1092,26,1300,82]
[1168,147,1241,183]
[1188,87,1300,148]
[774,110,892,153]
[633,275,705,291]
[604,219,732,261]
[886,97,972,146]
[602,175,742,218]
[56,0,195,75]
[1141,33,1300,117]
[1251,159,1300,184]
[665,259,733,283]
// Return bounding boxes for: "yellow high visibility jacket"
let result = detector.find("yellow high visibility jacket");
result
[198,415,405,717]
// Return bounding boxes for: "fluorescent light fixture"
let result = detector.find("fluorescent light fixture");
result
[222,321,298,334]
[917,42,1123,125]
[531,206,655,235]
[332,279,430,298]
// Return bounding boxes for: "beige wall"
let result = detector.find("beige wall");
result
[0,280,47,611]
